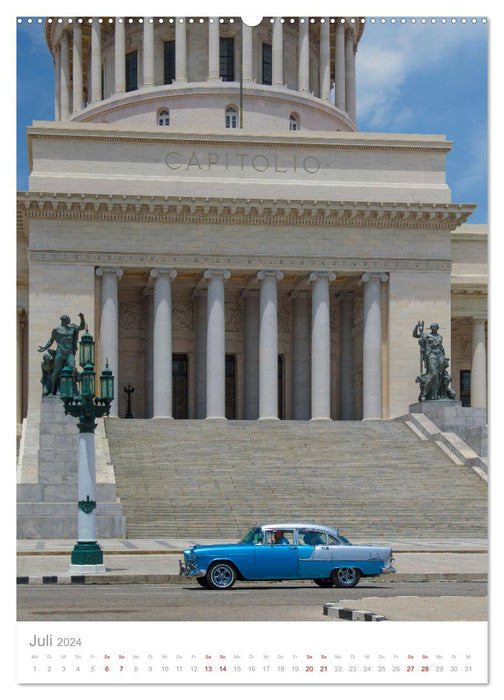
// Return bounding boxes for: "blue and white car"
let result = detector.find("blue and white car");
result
[179,522,396,590]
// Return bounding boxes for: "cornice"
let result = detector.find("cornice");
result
[27,249,452,274]
[26,123,452,153]
[17,192,475,230]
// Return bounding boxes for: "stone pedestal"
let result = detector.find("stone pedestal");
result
[17,397,126,538]
[409,400,487,457]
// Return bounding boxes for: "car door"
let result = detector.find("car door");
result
[297,529,333,579]
[253,529,298,579]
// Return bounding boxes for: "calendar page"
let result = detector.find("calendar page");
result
[12,0,493,692]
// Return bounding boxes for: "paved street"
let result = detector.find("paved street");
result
[17,580,487,622]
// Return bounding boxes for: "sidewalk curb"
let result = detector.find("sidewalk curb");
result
[16,572,487,585]
[324,604,388,621]
[16,549,489,556]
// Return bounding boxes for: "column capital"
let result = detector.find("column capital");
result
[204,268,231,281]
[359,271,388,284]
[96,266,123,279]
[309,271,336,283]
[257,270,284,282]
[150,267,177,280]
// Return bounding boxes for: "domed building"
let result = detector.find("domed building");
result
[16,17,487,539]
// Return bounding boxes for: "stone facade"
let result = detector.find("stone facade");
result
[17,17,487,459]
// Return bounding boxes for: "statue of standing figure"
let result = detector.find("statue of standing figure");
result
[413,321,456,401]
[38,313,86,396]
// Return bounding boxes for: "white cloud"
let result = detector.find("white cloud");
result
[356,21,486,130]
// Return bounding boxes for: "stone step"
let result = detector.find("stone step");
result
[104,419,487,539]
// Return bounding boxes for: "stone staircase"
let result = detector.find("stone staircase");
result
[105,419,488,540]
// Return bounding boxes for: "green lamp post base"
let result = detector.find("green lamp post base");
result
[69,542,105,573]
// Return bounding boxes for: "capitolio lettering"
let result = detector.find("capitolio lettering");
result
[163,151,321,175]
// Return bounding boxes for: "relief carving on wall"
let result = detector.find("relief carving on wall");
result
[119,301,145,330]
[225,302,243,332]
[278,306,290,333]
[172,302,194,331]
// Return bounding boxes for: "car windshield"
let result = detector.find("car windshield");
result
[338,532,352,545]
[239,527,263,544]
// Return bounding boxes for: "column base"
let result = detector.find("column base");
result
[69,563,106,574]
[205,416,227,421]
[70,541,105,572]
[258,416,280,421]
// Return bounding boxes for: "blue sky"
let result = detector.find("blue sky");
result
[16,15,487,222]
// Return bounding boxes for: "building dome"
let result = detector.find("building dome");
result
[45,16,363,132]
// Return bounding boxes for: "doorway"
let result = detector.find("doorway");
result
[172,354,188,419]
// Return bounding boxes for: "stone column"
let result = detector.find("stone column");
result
[96,267,123,417]
[114,18,126,94]
[335,20,346,111]
[54,43,61,120]
[90,18,102,103]
[361,272,388,420]
[143,17,155,87]
[17,310,26,426]
[258,270,283,419]
[60,33,71,120]
[319,18,330,100]
[150,268,177,418]
[310,272,335,419]
[175,17,187,82]
[471,317,487,409]
[208,17,220,80]
[272,17,283,86]
[205,269,230,419]
[194,290,207,419]
[72,21,83,113]
[242,22,253,82]
[298,18,309,92]
[292,293,310,420]
[244,291,260,419]
[143,288,154,418]
[340,292,355,420]
[345,27,357,122]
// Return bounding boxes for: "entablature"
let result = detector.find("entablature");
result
[18,192,475,230]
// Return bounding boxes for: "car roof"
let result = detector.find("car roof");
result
[258,522,339,535]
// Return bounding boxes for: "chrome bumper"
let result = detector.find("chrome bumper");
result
[179,559,206,578]
[381,557,396,574]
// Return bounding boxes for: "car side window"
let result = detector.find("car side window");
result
[327,534,341,545]
[299,529,327,545]
[264,530,294,545]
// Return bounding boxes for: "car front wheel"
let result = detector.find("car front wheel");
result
[313,578,334,587]
[196,576,210,588]
[332,567,361,588]
[206,562,237,590]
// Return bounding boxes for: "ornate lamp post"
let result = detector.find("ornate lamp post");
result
[59,328,114,573]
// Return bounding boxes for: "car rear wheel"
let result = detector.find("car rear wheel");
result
[206,562,237,590]
[313,578,334,587]
[332,567,361,588]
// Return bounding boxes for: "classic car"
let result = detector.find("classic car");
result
[179,522,396,589]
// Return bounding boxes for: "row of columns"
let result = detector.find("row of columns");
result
[96,266,390,421]
[54,17,357,121]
